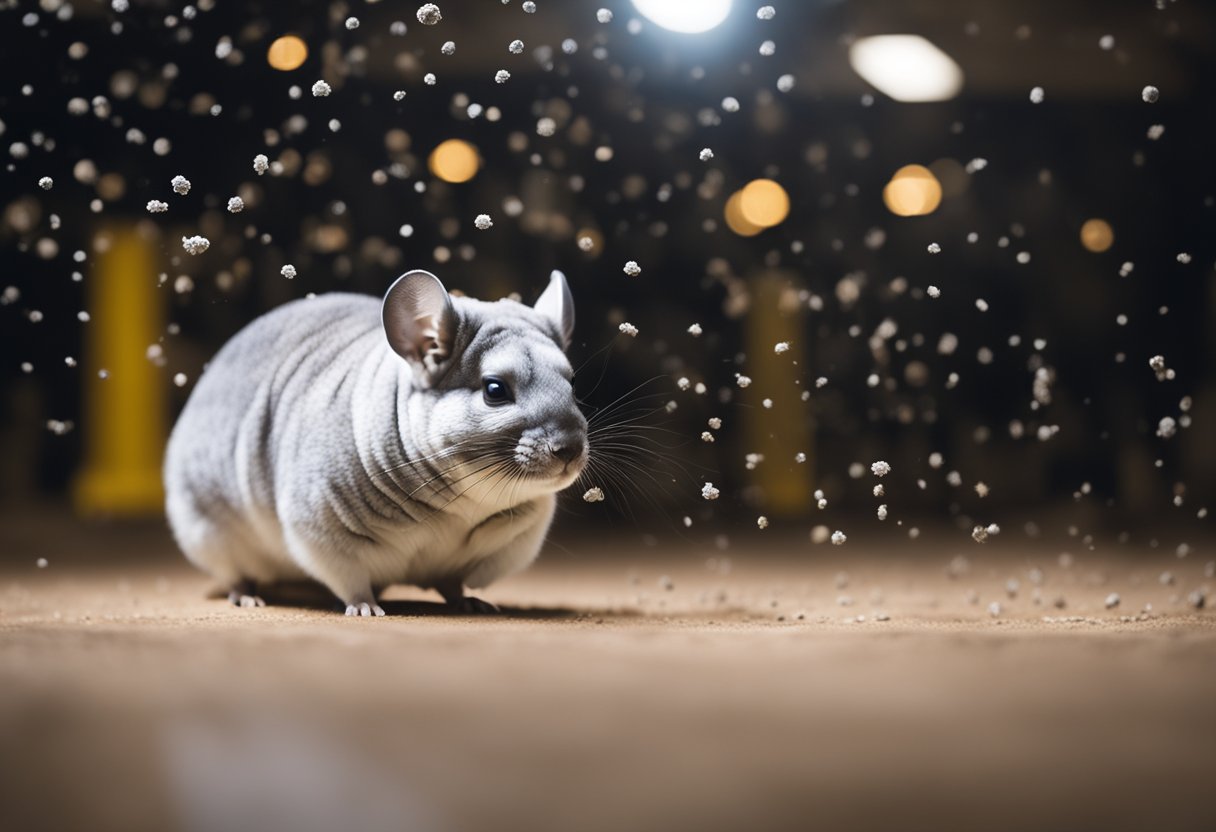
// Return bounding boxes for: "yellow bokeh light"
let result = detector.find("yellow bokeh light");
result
[1080,218,1114,253]
[883,164,943,217]
[724,190,764,237]
[428,139,480,184]
[738,179,790,228]
[267,35,308,72]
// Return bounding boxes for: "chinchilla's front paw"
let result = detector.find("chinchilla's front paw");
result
[227,579,267,609]
[343,600,386,617]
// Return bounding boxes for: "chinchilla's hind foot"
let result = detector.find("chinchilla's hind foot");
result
[436,579,500,614]
[450,596,500,615]
[226,578,267,609]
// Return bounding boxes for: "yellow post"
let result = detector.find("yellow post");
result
[72,226,166,515]
[743,271,813,515]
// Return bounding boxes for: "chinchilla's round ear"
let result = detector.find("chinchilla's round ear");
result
[534,269,575,349]
[382,270,457,370]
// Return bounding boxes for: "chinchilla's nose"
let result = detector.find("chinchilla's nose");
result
[548,434,587,466]
[547,416,587,465]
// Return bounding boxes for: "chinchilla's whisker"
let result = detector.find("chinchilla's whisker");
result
[581,458,648,526]
[582,375,671,423]
[570,339,617,400]
[402,454,515,503]
[589,451,684,498]
[373,439,515,479]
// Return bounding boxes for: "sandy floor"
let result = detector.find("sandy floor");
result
[1,518,1214,832]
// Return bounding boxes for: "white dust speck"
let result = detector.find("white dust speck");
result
[757,5,776,20]
[596,8,613,23]
[618,322,639,337]
[494,69,511,84]
[171,175,191,195]
[281,264,297,279]
[474,213,493,230]
[226,196,244,213]
[1029,86,1045,104]
[417,4,442,25]
[774,341,790,354]
[871,460,891,477]
[583,487,605,503]
[623,260,641,277]
[831,530,847,545]
[146,200,168,213]
[927,242,941,254]
[701,482,720,501]
[181,235,209,255]
[311,80,332,97]
[38,176,53,190]
[687,322,702,336]
[699,148,714,162]
[1141,85,1159,103]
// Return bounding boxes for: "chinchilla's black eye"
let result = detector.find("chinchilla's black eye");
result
[482,376,513,405]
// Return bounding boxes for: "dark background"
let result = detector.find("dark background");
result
[1,0,1214,547]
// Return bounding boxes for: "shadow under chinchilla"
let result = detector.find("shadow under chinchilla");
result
[205,580,635,620]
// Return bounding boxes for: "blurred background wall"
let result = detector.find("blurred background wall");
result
[1,0,1214,544]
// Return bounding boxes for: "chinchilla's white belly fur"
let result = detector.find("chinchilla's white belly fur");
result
[164,292,560,606]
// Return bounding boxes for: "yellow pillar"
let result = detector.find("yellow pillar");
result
[743,271,813,515]
[72,226,166,515]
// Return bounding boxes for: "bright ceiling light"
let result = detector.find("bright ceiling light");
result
[631,0,732,34]
[848,35,964,102]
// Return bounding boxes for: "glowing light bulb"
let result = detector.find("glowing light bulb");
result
[739,179,790,228]
[428,139,480,183]
[631,0,732,34]
[883,165,943,217]
[1080,219,1114,253]
[849,35,963,102]
[267,35,308,72]
[724,190,763,237]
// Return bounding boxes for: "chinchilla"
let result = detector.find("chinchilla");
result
[164,269,587,616]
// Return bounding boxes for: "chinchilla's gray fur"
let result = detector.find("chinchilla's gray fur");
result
[164,269,586,616]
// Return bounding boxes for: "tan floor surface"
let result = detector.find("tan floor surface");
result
[1,520,1214,832]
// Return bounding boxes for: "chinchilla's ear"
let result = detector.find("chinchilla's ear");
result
[382,270,457,371]
[534,269,574,349]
